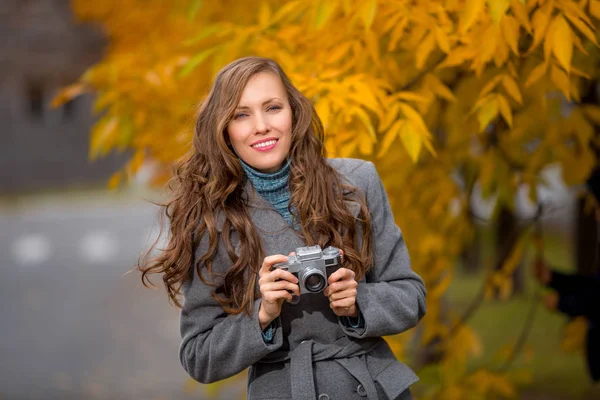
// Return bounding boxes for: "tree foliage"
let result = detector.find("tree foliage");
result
[58,0,600,398]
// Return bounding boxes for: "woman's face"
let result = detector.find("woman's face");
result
[226,72,293,173]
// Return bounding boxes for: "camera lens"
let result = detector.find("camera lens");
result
[304,273,326,292]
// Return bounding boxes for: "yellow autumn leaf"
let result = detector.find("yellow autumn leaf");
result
[358,133,374,155]
[327,41,352,64]
[258,2,271,28]
[416,32,437,69]
[391,91,431,104]
[128,150,146,173]
[108,172,121,190]
[399,121,423,162]
[524,62,547,87]
[502,75,523,103]
[359,0,377,29]
[51,83,88,108]
[352,106,377,139]
[550,63,571,100]
[497,94,513,127]
[314,1,337,29]
[480,75,503,98]
[379,103,400,132]
[487,0,510,24]
[509,0,532,33]
[398,103,430,135]
[477,96,499,131]
[387,17,408,51]
[551,15,573,73]
[460,0,486,33]
[377,119,403,158]
[437,46,477,69]
[362,31,380,67]
[591,0,600,20]
[90,116,118,160]
[529,2,553,53]
[425,73,457,101]
[315,99,331,128]
[500,15,520,55]
[563,13,600,47]
[434,26,451,53]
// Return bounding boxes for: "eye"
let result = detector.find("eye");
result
[267,105,282,112]
[233,112,248,120]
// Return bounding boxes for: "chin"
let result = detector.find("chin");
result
[252,158,285,173]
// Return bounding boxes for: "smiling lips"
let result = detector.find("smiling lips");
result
[251,139,278,152]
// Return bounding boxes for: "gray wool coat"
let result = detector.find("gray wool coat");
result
[179,158,427,400]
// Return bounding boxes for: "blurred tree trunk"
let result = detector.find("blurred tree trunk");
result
[576,82,600,277]
[496,207,525,296]
[461,209,481,274]
[576,197,599,276]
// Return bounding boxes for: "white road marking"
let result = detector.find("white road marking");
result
[80,231,118,264]
[12,234,52,265]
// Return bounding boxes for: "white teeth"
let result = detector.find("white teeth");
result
[252,140,277,149]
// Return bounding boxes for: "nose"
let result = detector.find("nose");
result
[254,113,270,134]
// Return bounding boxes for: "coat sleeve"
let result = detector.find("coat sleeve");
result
[341,161,427,338]
[179,234,283,384]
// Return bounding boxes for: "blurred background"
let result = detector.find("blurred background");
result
[1,0,599,399]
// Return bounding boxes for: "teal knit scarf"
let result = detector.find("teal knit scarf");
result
[240,158,295,227]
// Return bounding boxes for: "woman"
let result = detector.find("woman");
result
[139,56,426,400]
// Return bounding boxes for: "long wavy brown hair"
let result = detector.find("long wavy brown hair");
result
[138,57,373,314]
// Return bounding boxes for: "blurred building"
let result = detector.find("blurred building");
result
[0,0,127,193]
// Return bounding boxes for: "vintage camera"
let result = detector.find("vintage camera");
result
[273,245,342,294]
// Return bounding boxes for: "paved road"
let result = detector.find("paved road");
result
[0,191,245,400]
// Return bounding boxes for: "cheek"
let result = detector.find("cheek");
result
[226,124,247,148]
[275,111,293,134]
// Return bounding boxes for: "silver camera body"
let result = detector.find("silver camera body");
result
[273,245,342,294]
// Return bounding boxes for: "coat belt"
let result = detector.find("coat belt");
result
[261,337,381,400]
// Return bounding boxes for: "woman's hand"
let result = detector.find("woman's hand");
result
[257,254,300,330]
[324,268,359,318]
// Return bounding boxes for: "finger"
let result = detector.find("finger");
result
[260,281,300,296]
[288,251,296,256]
[259,254,290,277]
[264,268,299,284]
[263,290,294,304]
[324,278,357,296]
[328,288,357,302]
[328,267,355,284]
[330,297,356,309]
[339,249,344,261]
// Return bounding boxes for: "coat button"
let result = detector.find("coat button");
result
[357,384,367,397]
[318,394,330,400]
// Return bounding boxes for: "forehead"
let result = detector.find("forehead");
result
[238,72,287,105]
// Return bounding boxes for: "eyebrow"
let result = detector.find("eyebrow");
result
[235,97,282,110]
